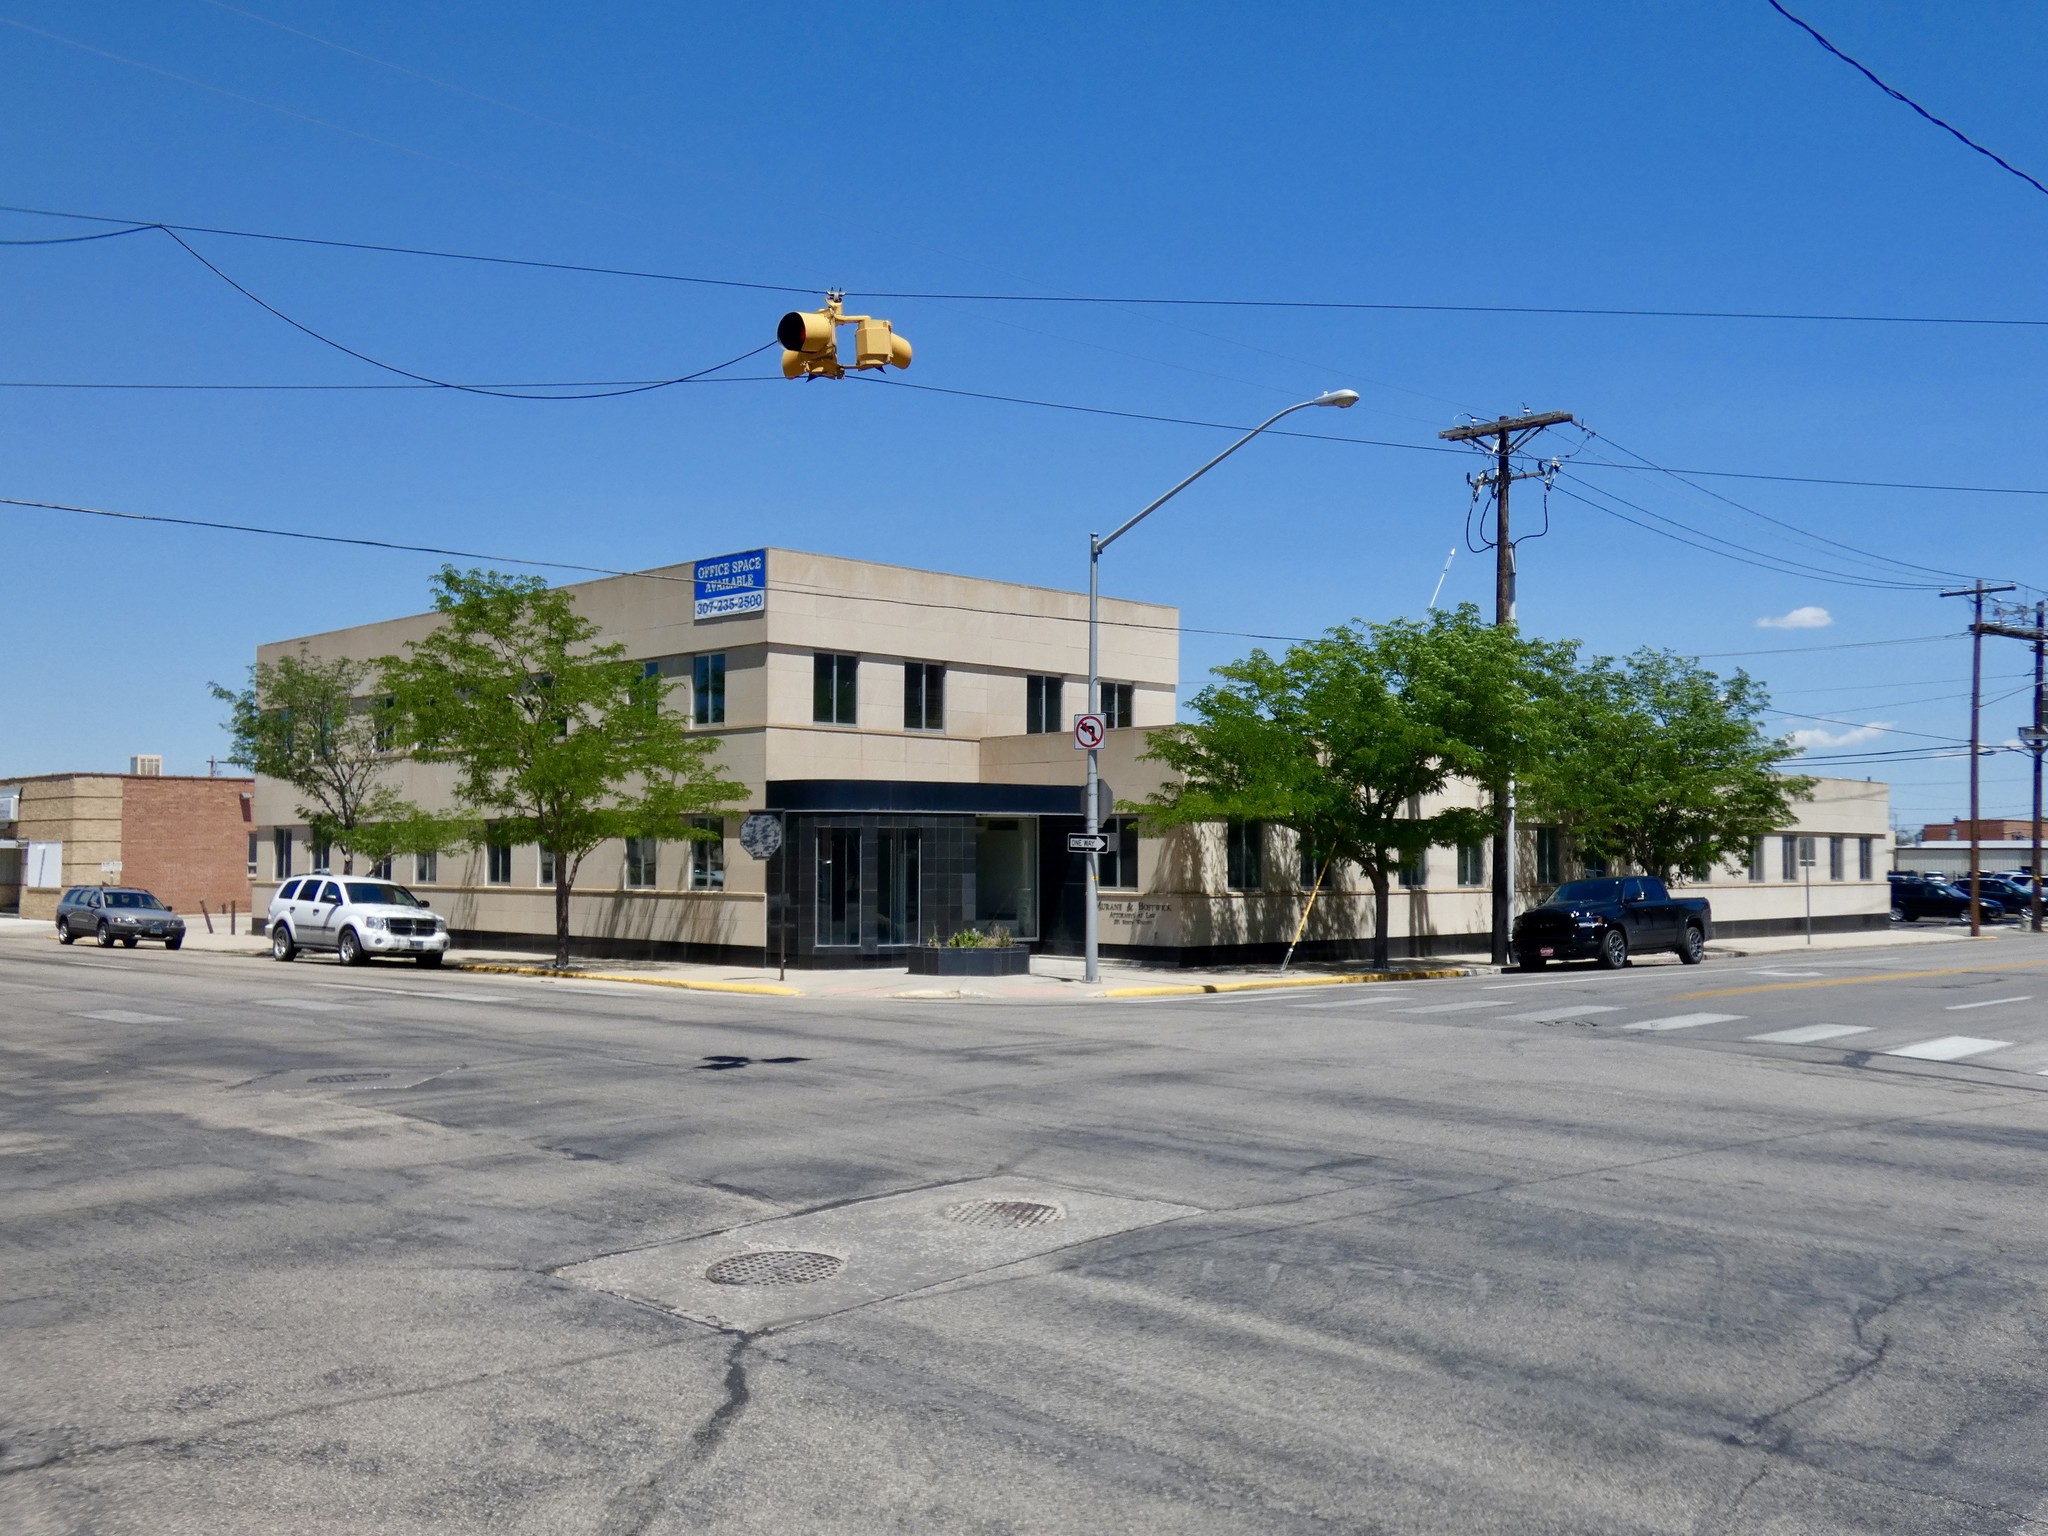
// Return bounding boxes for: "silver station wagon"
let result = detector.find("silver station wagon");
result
[55,886,186,949]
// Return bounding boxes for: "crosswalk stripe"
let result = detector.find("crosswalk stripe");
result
[1506,1005,1620,1023]
[1943,996,2032,1011]
[1622,1012,1744,1032]
[1748,1024,1872,1045]
[1884,1035,2014,1062]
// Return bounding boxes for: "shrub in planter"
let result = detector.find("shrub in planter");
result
[907,926,1029,976]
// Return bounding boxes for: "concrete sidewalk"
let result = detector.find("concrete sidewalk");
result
[0,911,2021,1001]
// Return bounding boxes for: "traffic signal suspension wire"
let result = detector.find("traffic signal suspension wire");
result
[15,199,2048,329]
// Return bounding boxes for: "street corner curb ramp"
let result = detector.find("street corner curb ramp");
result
[1102,966,1477,999]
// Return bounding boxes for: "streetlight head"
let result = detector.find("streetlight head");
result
[1315,389,1360,408]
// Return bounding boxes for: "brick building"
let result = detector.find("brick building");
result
[0,770,255,921]
[1921,817,2045,843]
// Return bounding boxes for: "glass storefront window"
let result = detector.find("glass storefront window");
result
[975,817,1038,938]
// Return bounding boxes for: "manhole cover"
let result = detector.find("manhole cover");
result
[944,1199,1064,1230]
[704,1250,843,1286]
[307,1072,391,1085]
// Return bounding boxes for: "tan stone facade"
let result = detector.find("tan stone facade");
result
[0,773,254,921]
[246,547,1891,965]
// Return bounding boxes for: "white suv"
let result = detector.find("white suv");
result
[267,875,451,967]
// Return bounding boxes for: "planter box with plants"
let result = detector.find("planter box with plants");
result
[905,927,1031,977]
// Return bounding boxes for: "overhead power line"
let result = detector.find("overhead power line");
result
[1767,1,2048,203]
[15,199,2048,329]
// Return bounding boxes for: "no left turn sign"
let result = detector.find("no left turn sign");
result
[1072,713,1107,750]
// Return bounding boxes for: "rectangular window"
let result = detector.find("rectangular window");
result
[1859,837,1874,880]
[1798,836,1816,872]
[1829,835,1845,881]
[311,838,332,873]
[538,847,556,886]
[1226,821,1263,891]
[1582,853,1609,879]
[1026,675,1064,735]
[1399,849,1427,889]
[1100,818,1140,890]
[247,833,259,877]
[1781,834,1798,883]
[1457,843,1485,886]
[1101,682,1134,730]
[1749,837,1766,882]
[813,653,857,725]
[817,829,860,946]
[903,662,945,731]
[487,840,512,886]
[877,830,920,945]
[694,653,726,726]
[624,836,657,889]
[369,855,393,880]
[1535,827,1563,888]
[973,818,1038,937]
[690,818,724,890]
[415,850,438,884]
[372,696,396,752]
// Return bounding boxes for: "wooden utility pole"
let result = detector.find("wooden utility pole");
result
[1944,581,2018,936]
[1438,410,1574,966]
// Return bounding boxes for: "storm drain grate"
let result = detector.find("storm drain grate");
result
[307,1072,391,1085]
[704,1249,844,1286]
[944,1199,1065,1230]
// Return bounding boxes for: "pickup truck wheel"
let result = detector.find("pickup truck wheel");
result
[1889,904,1909,923]
[271,924,297,962]
[1678,923,1705,965]
[1597,928,1629,969]
[337,928,364,967]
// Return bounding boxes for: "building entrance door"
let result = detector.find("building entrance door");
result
[974,817,1038,940]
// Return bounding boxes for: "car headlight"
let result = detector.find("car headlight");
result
[362,915,386,930]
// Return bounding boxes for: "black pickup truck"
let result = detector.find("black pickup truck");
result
[1512,875,1712,969]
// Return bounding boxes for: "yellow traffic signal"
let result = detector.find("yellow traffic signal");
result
[776,291,912,379]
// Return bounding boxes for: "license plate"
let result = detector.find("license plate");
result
[1538,947,1555,957]
[407,939,424,948]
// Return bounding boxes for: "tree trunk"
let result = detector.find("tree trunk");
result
[554,864,572,970]
[1371,864,1392,972]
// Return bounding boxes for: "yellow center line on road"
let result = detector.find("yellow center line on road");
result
[1671,958,2048,1002]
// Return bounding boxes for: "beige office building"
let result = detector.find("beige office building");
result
[250,548,1891,966]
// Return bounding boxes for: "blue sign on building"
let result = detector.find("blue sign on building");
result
[693,549,767,620]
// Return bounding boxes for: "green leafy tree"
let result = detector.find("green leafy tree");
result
[1138,606,1555,968]
[210,649,421,875]
[1523,648,1814,884]
[377,567,745,967]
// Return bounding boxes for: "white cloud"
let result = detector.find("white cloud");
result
[1787,721,1892,750]
[1758,605,1834,630]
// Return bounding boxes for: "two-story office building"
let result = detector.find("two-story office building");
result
[249,548,1893,966]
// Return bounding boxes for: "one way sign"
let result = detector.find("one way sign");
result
[1065,832,1110,854]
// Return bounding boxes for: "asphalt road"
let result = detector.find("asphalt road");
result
[5,935,2048,1534]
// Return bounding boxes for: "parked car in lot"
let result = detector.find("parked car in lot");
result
[1972,876,2035,916]
[55,886,186,949]
[1887,873,2005,924]
[1512,875,1712,969]
[266,875,450,967]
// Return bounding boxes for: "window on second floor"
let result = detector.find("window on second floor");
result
[1101,682,1134,730]
[694,653,726,725]
[904,662,945,731]
[814,653,858,725]
[1026,675,1064,735]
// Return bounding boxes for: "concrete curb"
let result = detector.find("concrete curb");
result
[1102,967,1479,999]
[447,961,800,996]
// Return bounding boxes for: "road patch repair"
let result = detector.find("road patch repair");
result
[233,1065,464,1094]
[557,1177,1197,1331]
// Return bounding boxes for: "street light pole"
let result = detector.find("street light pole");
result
[1083,390,1359,984]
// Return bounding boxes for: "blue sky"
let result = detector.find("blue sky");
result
[4,1,2045,829]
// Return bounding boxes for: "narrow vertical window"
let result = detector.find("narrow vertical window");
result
[1535,827,1562,887]
[624,837,657,889]
[1781,834,1798,882]
[1026,675,1064,734]
[1101,682,1134,730]
[903,662,945,731]
[1226,821,1263,891]
[877,830,920,944]
[486,829,512,886]
[1457,843,1485,886]
[246,833,259,877]
[415,850,438,884]
[690,818,725,889]
[813,654,857,724]
[694,653,726,726]
[1829,836,1845,881]
[1399,849,1427,889]
[538,847,556,886]
[1101,818,1139,890]
[1859,837,1874,880]
[1748,837,1766,882]
[817,829,860,945]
